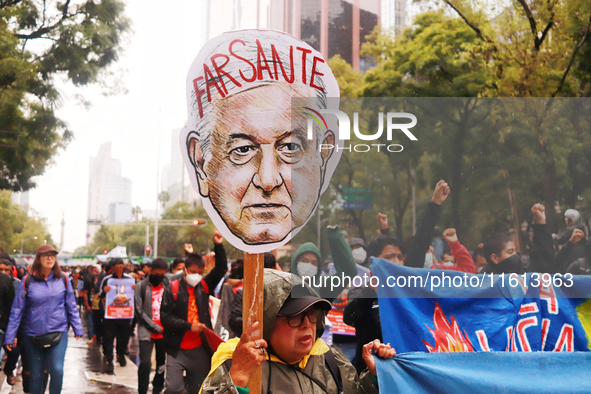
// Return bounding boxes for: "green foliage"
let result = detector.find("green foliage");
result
[87,201,243,259]
[299,2,591,251]
[327,55,365,97]
[0,0,130,191]
[363,11,490,98]
[0,190,54,253]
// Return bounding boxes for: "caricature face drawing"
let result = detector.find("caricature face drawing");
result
[181,30,341,253]
[189,82,335,245]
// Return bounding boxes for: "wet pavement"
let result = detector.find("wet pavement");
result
[0,330,143,394]
[0,321,357,393]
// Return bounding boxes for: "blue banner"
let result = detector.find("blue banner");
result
[376,352,591,393]
[370,258,591,353]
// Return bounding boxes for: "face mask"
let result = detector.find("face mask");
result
[149,274,164,287]
[499,253,521,268]
[297,262,318,277]
[185,272,203,287]
[352,248,367,265]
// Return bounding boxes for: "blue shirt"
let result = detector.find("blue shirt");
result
[4,271,84,344]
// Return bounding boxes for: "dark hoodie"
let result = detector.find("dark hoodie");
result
[482,224,558,275]
[565,241,591,275]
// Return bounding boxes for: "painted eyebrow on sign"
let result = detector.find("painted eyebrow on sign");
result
[288,129,310,150]
[225,133,257,152]
[228,133,255,142]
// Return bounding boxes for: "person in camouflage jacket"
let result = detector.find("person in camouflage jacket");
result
[200,269,395,394]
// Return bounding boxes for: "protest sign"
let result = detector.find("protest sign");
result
[104,278,135,319]
[180,29,341,254]
[180,29,341,393]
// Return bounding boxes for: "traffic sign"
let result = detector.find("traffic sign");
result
[341,187,372,194]
[343,202,374,210]
[343,194,373,202]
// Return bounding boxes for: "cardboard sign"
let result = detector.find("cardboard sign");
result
[180,29,341,253]
[105,278,135,319]
[209,295,221,328]
[327,308,356,336]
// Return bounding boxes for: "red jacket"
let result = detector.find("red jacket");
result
[432,240,477,273]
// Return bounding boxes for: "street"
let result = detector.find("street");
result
[0,331,141,394]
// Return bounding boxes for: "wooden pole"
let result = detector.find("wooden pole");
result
[243,252,264,394]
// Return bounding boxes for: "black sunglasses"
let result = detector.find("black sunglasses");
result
[285,308,323,328]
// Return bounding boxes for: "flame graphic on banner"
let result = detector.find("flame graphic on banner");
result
[423,302,474,353]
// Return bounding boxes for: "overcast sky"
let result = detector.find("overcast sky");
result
[28,0,204,252]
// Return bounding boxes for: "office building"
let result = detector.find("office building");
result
[11,191,30,214]
[86,142,132,244]
[202,0,271,43]
[269,0,380,71]
[381,0,407,33]
[202,0,407,71]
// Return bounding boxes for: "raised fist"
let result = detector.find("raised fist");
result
[377,213,389,230]
[213,230,224,245]
[569,229,585,245]
[531,204,546,225]
[432,180,451,205]
[443,228,458,244]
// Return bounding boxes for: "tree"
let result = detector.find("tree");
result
[348,3,591,247]
[89,224,120,254]
[158,191,171,210]
[361,13,490,237]
[434,0,591,231]
[132,206,142,222]
[0,0,130,191]
[0,190,54,253]
[86,201,244,259]
[327,55,365,97]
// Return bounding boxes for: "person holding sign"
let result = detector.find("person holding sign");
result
[160,231,228,393]
[201,270,395,394]
[134,258,169,394]
[179,28,344,393]
[98,258,135,372]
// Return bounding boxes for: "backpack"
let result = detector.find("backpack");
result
[171,279,180,301]
[170,278,209,301]
[22,273,68,300]
[324,349,343,394]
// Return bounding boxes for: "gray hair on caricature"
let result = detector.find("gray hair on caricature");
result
[185,30,334,162]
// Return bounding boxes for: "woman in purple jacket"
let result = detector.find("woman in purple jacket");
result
[4,244,84,394]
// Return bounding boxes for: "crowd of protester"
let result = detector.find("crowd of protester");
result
[0,179,588,393]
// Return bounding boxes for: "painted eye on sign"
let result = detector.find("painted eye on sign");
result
[180,29,341,253]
